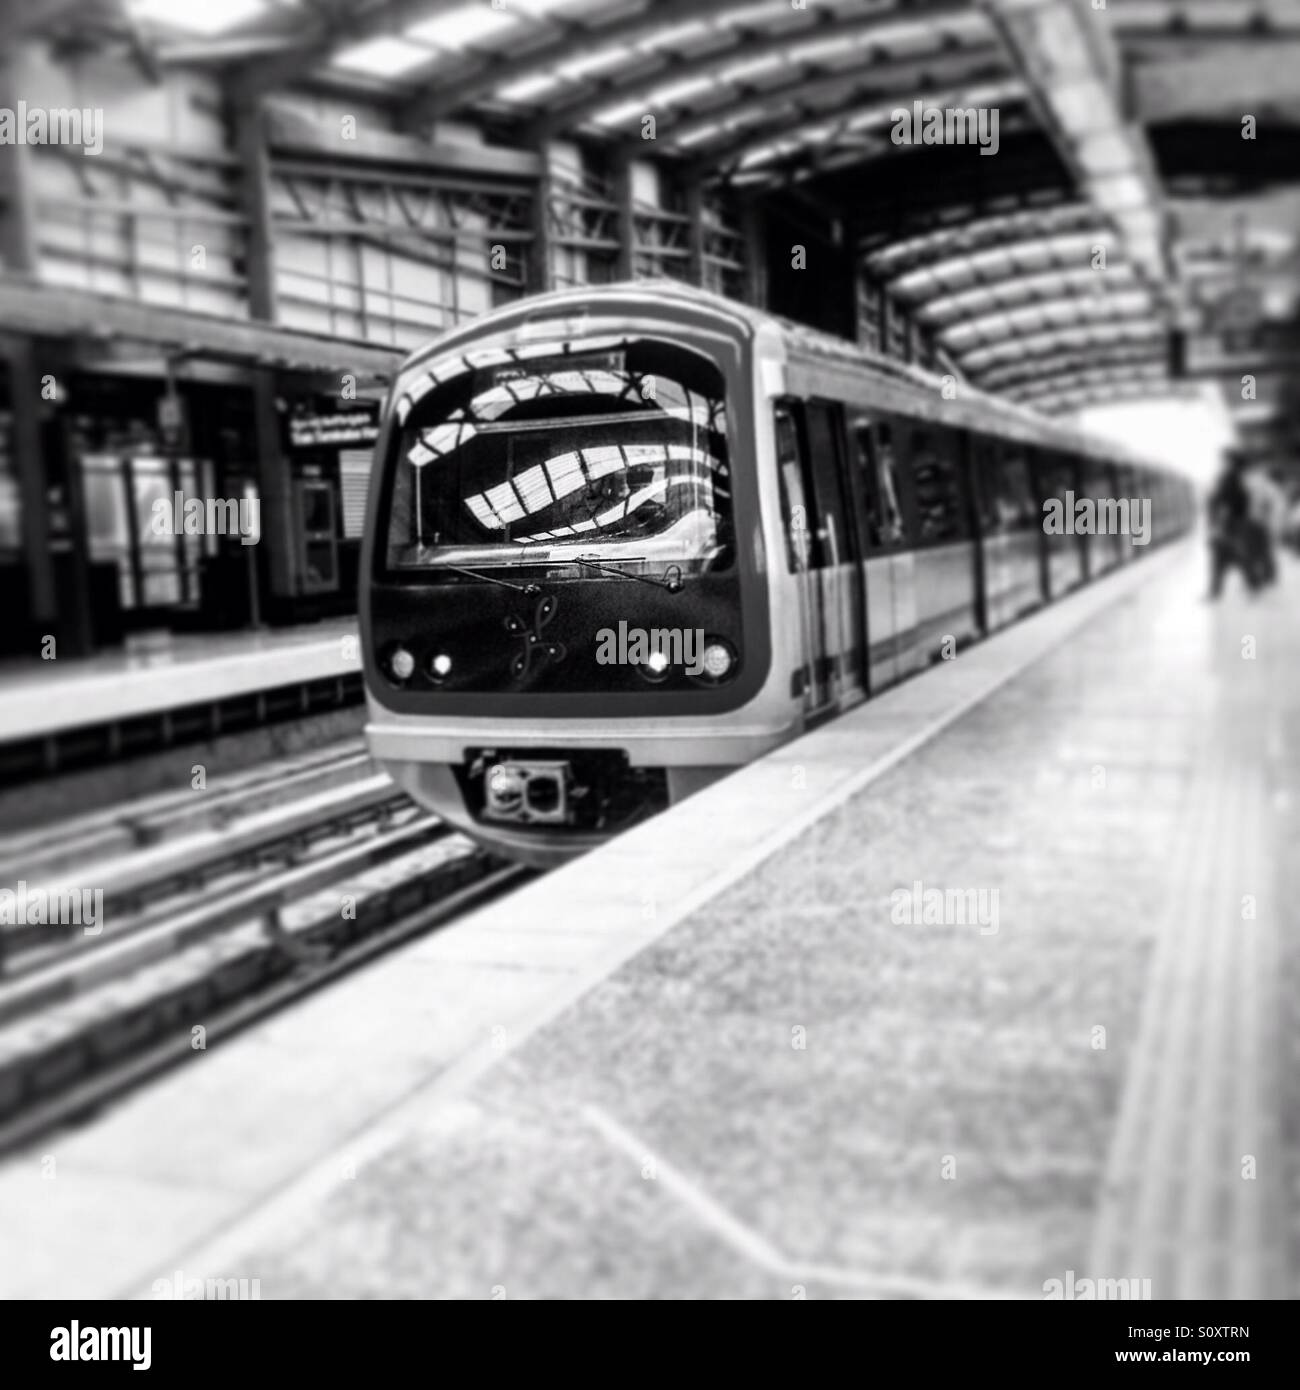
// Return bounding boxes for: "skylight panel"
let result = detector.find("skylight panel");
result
[333,36,433,77]
[126,0,267,34]
[557,45,633,81]
[497,73,563,103]
[407,5,518,49]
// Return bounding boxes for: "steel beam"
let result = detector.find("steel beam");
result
[660,44,1006,152]
[975,0,1173,292]
[0,276,403,377]
[264,104,541,181]
[406,0,834,126]
[532,5,975,140]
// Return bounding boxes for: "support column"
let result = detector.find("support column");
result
[249,367,295,613]
[612,152,635,281]
[234,102,277,322]
[0,45,60,644]
[234,102,296,612]
[527,141,555,295]
[685,180,706,289]
[739,198,767,310]
[0,58,36,273]
[1,337,56,633]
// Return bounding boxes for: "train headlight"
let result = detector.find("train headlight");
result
[701,642,734,679]
[638,646,671,683]
[429,652,453,681]
[691,637,738,685]
[387,645,415,682]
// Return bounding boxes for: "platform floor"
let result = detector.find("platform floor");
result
[0,620,359,742]
[1,540,1295,1300]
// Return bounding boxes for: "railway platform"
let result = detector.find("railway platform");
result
[1,538,1294,1301]
[0,620,363,788]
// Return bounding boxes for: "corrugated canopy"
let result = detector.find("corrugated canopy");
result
[13,0,1297,415]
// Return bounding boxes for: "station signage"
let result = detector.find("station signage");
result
[287,404,380,451]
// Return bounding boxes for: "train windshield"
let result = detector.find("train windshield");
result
[383,339,733,574]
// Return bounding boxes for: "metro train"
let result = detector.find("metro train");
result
[360,281,1195,867]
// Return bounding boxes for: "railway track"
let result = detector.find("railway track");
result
[0,739,376,885]
[0,742,531,1153]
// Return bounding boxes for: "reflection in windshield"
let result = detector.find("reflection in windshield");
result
[384,341,733,575]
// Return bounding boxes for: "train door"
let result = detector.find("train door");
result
[1063,453,1088,586]
[800,401,864,707]
[1079,461,1097,573]
[775,402,859,717]
[969,434,1005,631]
[1079,458,1112,578]
[846,412,906,691]
[879,424,921,675]
[1100,463,1124,571]
[775,406,829,714]
[1055,452,1085,594]
[903,423,979,664]
[996,441,1042,616]
[1114,465,1135,563]
[1028,447,1053,602]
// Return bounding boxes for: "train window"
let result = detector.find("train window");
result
[908,427,968,544]
[1047,453,1079,504]
[995,444,1036,528]
[382,339,733,576]
[801,402,855,569]
[969,436,1001,534]
[848,415,907,552]
[775,407,809,571]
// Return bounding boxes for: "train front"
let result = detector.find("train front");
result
[359,298,787,868]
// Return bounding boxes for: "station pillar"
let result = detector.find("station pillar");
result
[235,101,298,620]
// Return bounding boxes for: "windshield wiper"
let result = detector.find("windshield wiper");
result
[435,562,540,594]
[567,556,683,592]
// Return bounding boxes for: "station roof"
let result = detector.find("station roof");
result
[15,0,1300,428]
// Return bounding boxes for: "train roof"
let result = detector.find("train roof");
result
[399,279,1179,479]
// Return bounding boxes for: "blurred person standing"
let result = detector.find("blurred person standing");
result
[1285,484,1300,557]
[1205,451,1255,600]
[1241,463,1285,587]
